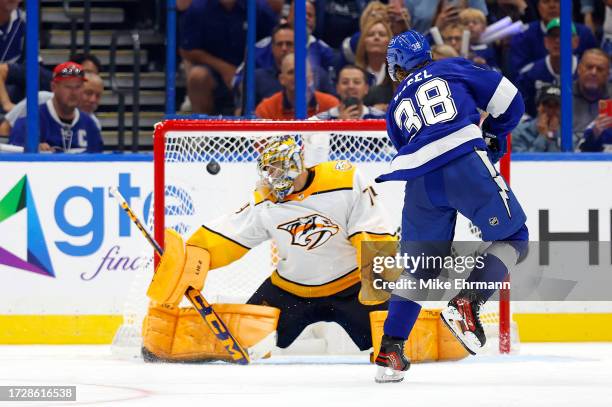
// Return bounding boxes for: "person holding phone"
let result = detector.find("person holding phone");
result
[400,0,487,34]
[313,65,386,120]
[580,100,612,152]
[305,65,386,168]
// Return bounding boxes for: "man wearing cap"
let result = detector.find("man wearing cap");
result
[1,71,104,137]
[508,0,596,79]
[516,18,579,117]
[8,62,103,153]
[512,85,562,152]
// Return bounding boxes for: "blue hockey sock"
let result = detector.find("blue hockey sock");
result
[466,252,508,301]
[383,296,422,340]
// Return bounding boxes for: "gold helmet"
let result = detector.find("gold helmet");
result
[257,135,304,200]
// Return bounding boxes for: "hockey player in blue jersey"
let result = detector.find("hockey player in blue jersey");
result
[372,30,529,383]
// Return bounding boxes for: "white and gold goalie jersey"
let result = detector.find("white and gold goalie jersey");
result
[186,161,397,298]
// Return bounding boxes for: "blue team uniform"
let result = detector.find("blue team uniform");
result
[470,43,499,69]
[0,8,25,64]
[10,100,103,153]
[580,126,612,152]
[516,56,577,117]
[377,57,526,242]
[253,35,337,74]
[374,33,529,367]
[509,21,596,79]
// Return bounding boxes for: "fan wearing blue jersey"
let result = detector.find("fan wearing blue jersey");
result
[9,62,103,153]
[372,31,528,383]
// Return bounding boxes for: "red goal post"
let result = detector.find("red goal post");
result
[152,119,514,354]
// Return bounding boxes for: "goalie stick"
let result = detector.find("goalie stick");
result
[109,187,258,364]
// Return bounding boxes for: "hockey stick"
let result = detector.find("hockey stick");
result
[109,187,252,364]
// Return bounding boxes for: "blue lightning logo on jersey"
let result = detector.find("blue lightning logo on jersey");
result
[475,150,511,218]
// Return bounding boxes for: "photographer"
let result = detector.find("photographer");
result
[313,65,385,120]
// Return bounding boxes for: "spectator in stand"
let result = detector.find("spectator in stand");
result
[0,52,100,115]
[234,24,334,114]
[341,1,411,67]
[362,77,394,113]
[179,0,279,114]
[312,0,368,49]
[308,65,386,166]
[355,18,392,86]
[516,18,579,118]
[580,112,612,152]
[508,0,596,79]
[313,65,385,120]
[255,53,339,120]
[512,84,562,152]
[600,0,612,72]
[177,0,193,11]
[580,0,597,35]
[69,53,102,75]
[404,0,487,34]
[286,1,337,74]
[9,62,103,153]
[233,5,337,113]
[573,49,612,141]
[79,72,104,130]
[431,43,459,59]
[363,43,458,112]
[440,22,465,56]
[459,8,498,68]
[486,0,538,24]
[0,0,30,112]
[0,72,104,136]
[0,0,24,64]
[253,2,336,74]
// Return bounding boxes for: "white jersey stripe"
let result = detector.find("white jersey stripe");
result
[486,77,518,118]
[390,124,482,171]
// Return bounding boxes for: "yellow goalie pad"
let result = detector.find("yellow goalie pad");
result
[370,309,469,363]
[142,302,280,362]
[147,229,211,305]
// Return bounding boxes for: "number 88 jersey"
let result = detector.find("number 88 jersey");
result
[378,57,524,182]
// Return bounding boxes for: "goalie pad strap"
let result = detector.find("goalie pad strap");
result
[143,303,280,362]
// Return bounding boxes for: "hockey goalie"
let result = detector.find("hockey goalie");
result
[142,135,467,363]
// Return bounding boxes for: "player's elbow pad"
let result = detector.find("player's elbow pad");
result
[147,228,211,305]
[484,95,524,138]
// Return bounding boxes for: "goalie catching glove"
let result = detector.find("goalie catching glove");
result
[147,229,210,305]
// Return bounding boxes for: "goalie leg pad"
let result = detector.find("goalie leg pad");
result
[147,229,211,305]
[143,302,280,362]
[370,309,468,363]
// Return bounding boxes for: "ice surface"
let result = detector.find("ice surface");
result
[0,343,611,407]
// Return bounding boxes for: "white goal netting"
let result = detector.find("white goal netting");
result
[112,120,517,359]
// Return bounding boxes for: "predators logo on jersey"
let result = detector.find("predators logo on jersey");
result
[277,214,340,250]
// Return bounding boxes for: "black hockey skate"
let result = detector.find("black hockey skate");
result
[374,335,410,383]
[440,290,487,355]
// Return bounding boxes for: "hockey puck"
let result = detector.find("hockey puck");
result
[206,159,220,175]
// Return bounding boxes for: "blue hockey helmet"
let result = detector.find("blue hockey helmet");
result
[387,30,432,81]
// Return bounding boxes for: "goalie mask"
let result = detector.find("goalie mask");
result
[257,135,304,201]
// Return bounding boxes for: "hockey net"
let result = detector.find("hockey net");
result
[112,119,518,358]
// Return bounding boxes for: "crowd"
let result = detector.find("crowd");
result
[3,0,612,152]
[176,0,612,152]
